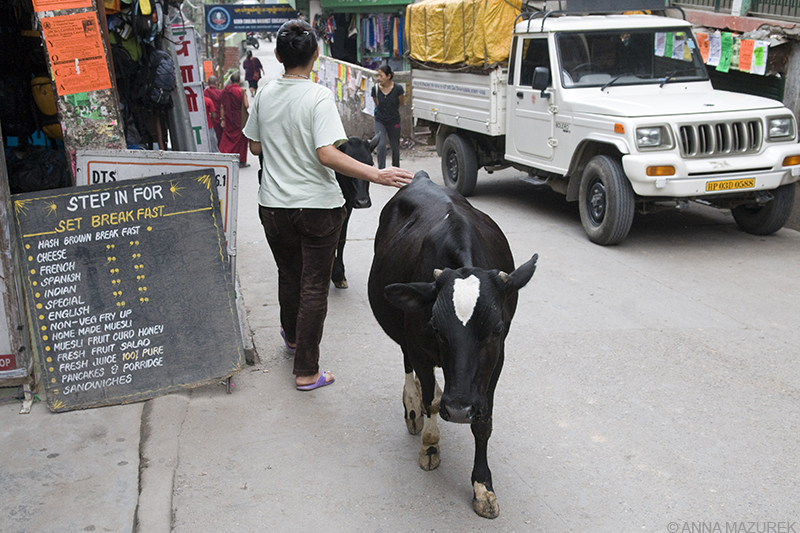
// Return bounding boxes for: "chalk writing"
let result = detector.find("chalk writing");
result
[13,170,243,412]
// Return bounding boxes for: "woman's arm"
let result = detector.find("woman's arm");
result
[317,144,412,188]
[249,140,262,156]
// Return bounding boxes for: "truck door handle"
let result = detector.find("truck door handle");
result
[516,91,523,99]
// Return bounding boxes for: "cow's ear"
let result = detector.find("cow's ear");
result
[384,282,437,312]
[501,254,538,292]
[368,134,380,152]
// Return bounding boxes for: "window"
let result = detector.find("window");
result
[519,38,550,86]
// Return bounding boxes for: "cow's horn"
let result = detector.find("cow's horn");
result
[433,269,443,280]
[498,271,509,283]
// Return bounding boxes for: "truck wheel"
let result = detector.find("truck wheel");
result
[579,155,635,245]
[732,183,796,235]
[441,134,478,196]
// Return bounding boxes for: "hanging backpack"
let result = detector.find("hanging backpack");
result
[141,48,175,108]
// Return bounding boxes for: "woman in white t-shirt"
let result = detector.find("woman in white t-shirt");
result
[243,20,413,392]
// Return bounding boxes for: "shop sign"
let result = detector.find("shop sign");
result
[204,4,297,34]
[319,0,412,8]
[172,26,214,153]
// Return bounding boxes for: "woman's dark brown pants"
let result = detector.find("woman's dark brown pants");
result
[259,205,347,377]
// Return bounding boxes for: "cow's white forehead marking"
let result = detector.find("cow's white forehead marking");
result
[453,275,480,326]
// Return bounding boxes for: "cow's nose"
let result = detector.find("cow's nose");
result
[441,403,475,424]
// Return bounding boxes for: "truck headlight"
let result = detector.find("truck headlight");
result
[767,116,794,141]
[636,126,668,149]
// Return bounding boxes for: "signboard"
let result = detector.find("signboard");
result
[12,170,244,412]
[73,149,239,255]
[205,4,297,34]
[559,0,669,12]
[0,354,17,371]
[172,26,214,152]
[40,12,112,96]
[32,0,92,11]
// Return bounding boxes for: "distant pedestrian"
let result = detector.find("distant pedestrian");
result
[371,64,404,169]
[219,72,249,167]
[243,50,264,97]
[204,93,219,152]
[242,19,413,391]
[204,75,223,142]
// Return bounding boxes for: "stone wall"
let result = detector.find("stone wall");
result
[314,56,413,144]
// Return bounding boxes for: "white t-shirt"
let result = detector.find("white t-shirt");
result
[242,78,347,209]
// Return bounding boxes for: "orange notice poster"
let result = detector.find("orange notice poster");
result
[41,12,112,96]
[696,33,710,63]
[739,39,755,72]
[203,60,214,82]
[32,0,92,11]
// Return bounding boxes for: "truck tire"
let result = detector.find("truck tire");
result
[732,183,796,236]
[579,155,635,245]
[441,134,478,196]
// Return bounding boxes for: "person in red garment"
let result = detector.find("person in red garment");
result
[204,75,223,142]
[218,72,250,167]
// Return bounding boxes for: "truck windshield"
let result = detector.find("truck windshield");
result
[556,28,708,88]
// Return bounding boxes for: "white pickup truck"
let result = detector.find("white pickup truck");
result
[412,10,800,244]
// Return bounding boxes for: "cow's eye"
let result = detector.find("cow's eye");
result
[492,323,504,335]
[429,320,439,333]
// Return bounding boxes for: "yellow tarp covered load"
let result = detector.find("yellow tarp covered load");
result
[405,0,522,67]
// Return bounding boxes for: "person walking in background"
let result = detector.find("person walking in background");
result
[371,64,404,169]
[219,72,249,167]
[243,20,413,391]
[204,92,219,152]
[243,50,264,97]
[204,75,223,143]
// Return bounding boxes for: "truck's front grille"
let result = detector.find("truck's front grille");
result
[679,120,762,158]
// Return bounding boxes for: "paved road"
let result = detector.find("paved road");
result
[165,140,800,532]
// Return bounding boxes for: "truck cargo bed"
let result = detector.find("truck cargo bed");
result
[411,68,507,137]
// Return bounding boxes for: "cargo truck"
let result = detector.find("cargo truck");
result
[409,3,800,244]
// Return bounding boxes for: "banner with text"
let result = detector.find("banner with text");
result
[205,4,297,34]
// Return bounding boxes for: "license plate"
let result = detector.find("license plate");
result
[705,178,756,192]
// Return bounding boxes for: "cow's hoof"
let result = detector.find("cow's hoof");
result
[472,482,499,519]
[332,279,348,289]
[405,413,424,435]
[418,446,440,471]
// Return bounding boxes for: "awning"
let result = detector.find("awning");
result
[320,0,412,13]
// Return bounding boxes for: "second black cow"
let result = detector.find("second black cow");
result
[332,136,379,288]
[368,171,538,519]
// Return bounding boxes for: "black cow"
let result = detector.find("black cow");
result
[367,171,538,519]
[332,136,379,288]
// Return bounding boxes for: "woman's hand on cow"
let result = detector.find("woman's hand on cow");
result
[317,144,412,188]
[374,167,413,188]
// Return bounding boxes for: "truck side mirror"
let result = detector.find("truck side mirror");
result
[532,67,551,99]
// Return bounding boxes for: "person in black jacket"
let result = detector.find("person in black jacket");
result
[370,65,404,169]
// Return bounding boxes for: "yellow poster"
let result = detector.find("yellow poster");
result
[41,12,112,96]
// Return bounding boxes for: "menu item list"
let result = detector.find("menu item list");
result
[13,170,243,412]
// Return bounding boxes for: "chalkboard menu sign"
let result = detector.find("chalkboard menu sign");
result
[12,169,244,412]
